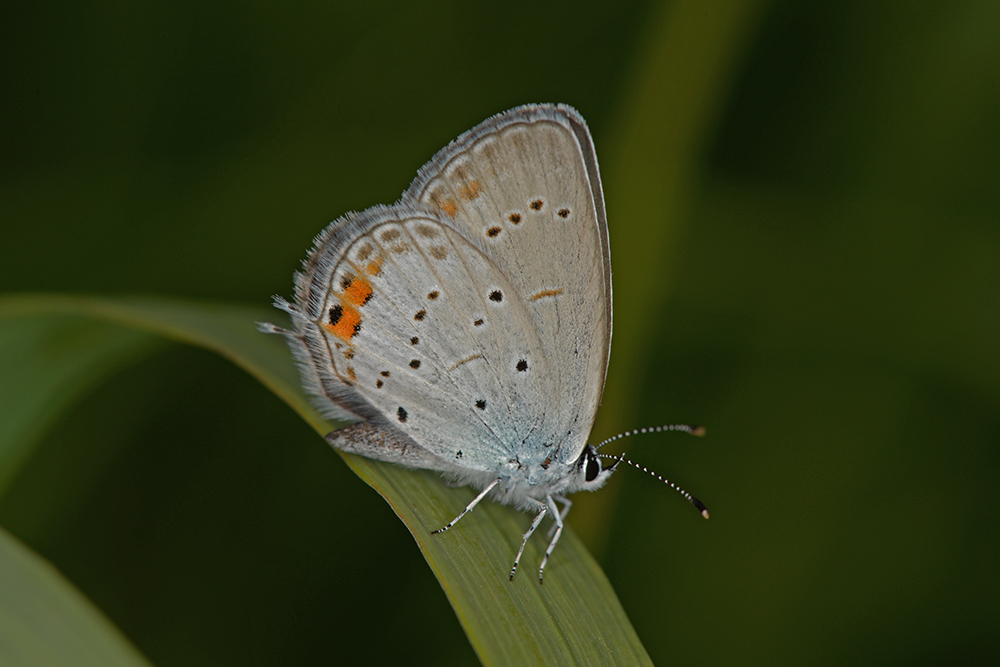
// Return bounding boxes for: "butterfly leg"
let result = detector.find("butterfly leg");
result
[546,495,572,539]
[432,479,500,534]
[510,498,548,582]
[538,495,567,584]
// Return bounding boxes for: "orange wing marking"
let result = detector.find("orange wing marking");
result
[323,306,361,341]
[322,275,373,342]
[529,288,563,301]
[460,180,482,200]
[365,255,384,276]
[343,275,373,307]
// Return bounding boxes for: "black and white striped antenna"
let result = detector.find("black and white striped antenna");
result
[594,424,710,519]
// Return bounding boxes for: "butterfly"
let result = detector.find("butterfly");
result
[261,104,706,582]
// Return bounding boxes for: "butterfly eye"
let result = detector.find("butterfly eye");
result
[585,452,601,482]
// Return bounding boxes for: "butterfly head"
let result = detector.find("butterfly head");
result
[562,444,618,495]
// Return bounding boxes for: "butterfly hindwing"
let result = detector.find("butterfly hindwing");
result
[296,204,556,472]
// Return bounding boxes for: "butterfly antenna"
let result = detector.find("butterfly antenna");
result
[593,424,705,451]
[596,451,710,519]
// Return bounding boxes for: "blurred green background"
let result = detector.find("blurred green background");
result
[2,0,998,665]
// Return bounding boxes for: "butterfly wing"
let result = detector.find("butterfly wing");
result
[286,203,560,478]
[274,104,611,482]
[405,104,612,466]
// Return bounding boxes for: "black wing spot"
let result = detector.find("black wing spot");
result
[329,305,343,325]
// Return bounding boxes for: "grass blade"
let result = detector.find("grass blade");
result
[1,293,650,666]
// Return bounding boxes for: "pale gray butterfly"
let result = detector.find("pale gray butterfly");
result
[261,104,707,582]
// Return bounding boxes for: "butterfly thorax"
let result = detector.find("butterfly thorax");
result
[451,441,614,511]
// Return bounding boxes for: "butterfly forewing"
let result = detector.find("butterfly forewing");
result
[406,106,611,464]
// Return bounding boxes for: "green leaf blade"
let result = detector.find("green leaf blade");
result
[0,508,154,667]
[1,292,651,666]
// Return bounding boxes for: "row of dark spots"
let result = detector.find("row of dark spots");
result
[479,291,498,329]
[397,388,502,427]
[493,202,569,238]
[505,201,571,222]
[403,293,428,371]
[527,198,570,218]
[382,357,524,387]
[375,361,418,388]
[412,292,492,325]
